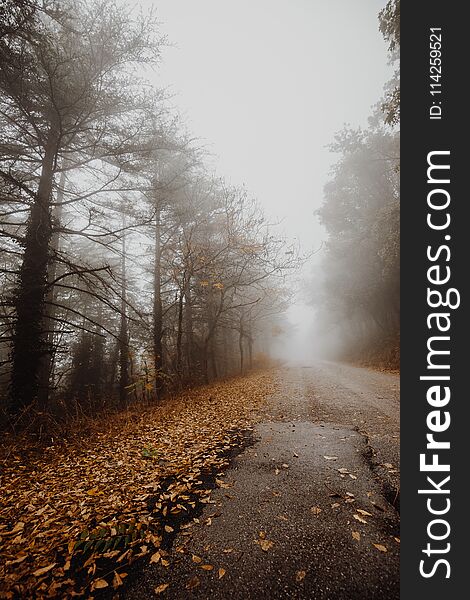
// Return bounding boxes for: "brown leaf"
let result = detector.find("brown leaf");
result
[150,551,161,564]
[164,525,174,533]
[91,578,108,590]
[295,570,306,582]
[373,544,387,553]
[356,509,373,517]
[323,456,338,461]
[353,514,367,524]
[352,531,361,542]
[186,576,200,590]
[200,564,213,571]
[258,539,274,552]
[113,571,124,589]
[218,568,226,579]
[310,506,322,516]
[33,563,56,577]
[155,583,170,594]
[192,555,202,563]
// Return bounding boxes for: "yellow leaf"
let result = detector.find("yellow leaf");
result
[87,487,98,496]
[186,576,200,590]
[352,531,361,542]
[373,544,387,553]
[113,571,124,589]
[218,568,226,579]
[258,539,274,552]
[33,563,56,577]
[295,570,306,582]
[353,514,367,524]
[161,559,170,567]
[155,583,169,594]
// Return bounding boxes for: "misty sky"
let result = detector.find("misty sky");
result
[138,0,392,349]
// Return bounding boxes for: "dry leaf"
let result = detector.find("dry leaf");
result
[373,544,387,553]
[200,564,213,571]
[258,539,274,552]
[356,509,373,517]
[349,474,357,480]
[310,506,322,516]
[192,555,202,563]
[33,563,56,577]
[394,537,400,544]
[218,568,226,579]
[352,531,361,542]
[295,570,306,582]
[164,525,174,533]
[331,502,340,509]
[186,576,200,590]
[113,571,124,589]
[150,551,161,564]
[353,514,367,524]
[91,578,108,590]
[155,583,170,594]
[323,456,338,461]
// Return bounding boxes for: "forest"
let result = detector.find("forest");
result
[0,1,400,598]
[311,0,400,369]
[0,0,299,429]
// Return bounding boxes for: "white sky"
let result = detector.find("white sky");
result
[137,0,392,336]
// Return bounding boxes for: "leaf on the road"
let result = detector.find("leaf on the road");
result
[331,502,340,509]
[161,559,170,567]
[352,531,361,542]
[337,468,349,474]
[164,525,174,533]
[150,551,161,564]
[257,539,274,552]
[218,568,226,579]
[258,531,266,539]
[373,544,387,553]
[353,514,367,524]
[274,468,280,475]
[33,563,56,577]
[192,555,202,563]
[394,537,400,544]
[310,506,322,516]
[382,463,393,469]
[91,578,108,590]
[349,474,357,480]
[295,570,306,582]
[356,509,373,517]
[222,548,233,554]
[155,583,170,594]
[281,463,289,469]
[201,564,213,571]
[186,576,200,590]
[324,456,338,461]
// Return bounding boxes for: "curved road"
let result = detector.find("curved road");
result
[125,361,400,599]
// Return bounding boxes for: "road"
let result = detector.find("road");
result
[124,361,400,599]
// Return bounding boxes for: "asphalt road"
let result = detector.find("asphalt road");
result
[124,361,400,599]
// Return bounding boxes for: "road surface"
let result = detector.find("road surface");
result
[124,361,400,599]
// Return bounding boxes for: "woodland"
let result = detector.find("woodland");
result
[0,0,400,597]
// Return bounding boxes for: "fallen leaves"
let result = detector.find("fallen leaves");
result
[155,583,170,594]
[323,456,338,461]
[295,570,306,582]
[373,544,388,553]
[218,568,226,579]
[353,514,368,524]
[0,371,277,598]
[310,506,322,516]
[352,531,361,542]
[186,575,201,590]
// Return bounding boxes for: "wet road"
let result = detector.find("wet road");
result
[124,362,400,599]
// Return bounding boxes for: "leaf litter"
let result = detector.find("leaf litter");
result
[0,371,276,598]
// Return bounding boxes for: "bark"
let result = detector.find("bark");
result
[153,200,164,396]
[175,287,184,381]
[119,232,130,406]
[10,126,59,411]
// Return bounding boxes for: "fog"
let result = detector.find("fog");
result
[140,0,393,362]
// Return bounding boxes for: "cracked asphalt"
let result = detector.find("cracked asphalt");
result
[123,361,400,599]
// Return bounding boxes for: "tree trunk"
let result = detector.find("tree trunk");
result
[184,275,194,378]
[119,231,130,406]
[37,166,66,408]
[239,329,244,375]
[153,200,164,396]
[10,127,58,412]
[175,287,184,382]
